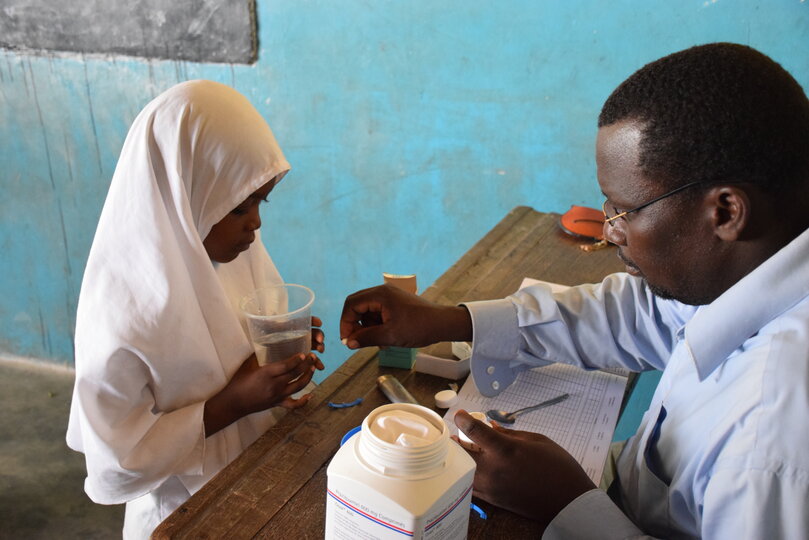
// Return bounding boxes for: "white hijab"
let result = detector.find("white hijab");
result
[67,80,290,504]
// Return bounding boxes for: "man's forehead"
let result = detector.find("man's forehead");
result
[596,120,659,202]
[596,121,643,164]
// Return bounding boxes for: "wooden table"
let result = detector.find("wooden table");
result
[154,206,624,539]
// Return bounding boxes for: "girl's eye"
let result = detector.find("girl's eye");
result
[230,196,265,216]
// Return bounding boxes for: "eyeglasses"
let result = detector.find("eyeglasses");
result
[602,180,704,226]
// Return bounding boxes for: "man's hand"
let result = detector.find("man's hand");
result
[339,284,472,349]
[454,409,596,530]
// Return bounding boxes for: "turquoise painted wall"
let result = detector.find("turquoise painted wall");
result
[2,1,808,384]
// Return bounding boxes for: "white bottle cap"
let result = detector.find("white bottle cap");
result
[434,389,458,409]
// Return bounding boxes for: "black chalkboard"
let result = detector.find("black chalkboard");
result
[0,0,257,64]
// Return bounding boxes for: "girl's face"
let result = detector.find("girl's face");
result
[203,179,276,263]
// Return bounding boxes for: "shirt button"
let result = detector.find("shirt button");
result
[492,381,500,391]
[487,366,495,375]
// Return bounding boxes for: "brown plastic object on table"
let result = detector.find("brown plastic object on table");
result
[559,205,605,241]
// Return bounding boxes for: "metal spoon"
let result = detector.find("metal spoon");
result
[486,393,570,424]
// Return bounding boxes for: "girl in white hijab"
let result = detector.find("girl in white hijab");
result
[66,80,324,539]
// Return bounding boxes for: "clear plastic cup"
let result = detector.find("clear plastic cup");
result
[240,284,314,366]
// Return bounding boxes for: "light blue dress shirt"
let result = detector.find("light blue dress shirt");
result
[464,226,809,539]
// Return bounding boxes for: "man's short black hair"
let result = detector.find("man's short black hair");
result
[599,43,809,196]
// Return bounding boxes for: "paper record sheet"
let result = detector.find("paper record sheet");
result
[443,363,628,484]
[443,278,629,484]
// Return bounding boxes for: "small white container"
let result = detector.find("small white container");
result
[414,342,472,380]
[325,403,476,539]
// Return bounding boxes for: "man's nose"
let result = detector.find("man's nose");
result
[603,220,626,246]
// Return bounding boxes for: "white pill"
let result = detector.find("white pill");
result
[341,338,348,346]
[434,389,459,409]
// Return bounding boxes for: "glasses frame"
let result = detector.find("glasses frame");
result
[602,180,705,226]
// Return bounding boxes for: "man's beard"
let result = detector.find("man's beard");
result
[646,279,711,306]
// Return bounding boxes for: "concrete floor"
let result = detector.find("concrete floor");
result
[0,357,124,539]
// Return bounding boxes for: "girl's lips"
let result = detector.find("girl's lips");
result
[237,234,256,251]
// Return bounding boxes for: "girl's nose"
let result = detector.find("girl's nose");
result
[247,208,261,231]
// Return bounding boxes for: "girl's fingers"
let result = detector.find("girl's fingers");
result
[262,353,307,376]
[311,329,325,352]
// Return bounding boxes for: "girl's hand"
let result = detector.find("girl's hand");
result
[311,316,325,353]
[204,352,325,436]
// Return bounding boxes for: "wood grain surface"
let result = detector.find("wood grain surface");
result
[153,207,624,539]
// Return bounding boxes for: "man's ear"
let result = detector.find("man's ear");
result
[707,185,751,242]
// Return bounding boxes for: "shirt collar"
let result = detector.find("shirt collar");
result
[684,226,809,380]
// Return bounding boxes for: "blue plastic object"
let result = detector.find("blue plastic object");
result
[328,397,364,409]
[470,502,487,519]
[340,426,362,446]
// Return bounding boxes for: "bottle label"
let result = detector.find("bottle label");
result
[326,487,414,538]
[325,483,473,540]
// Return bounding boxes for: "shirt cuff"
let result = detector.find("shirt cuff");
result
[543,489,645,540]
[173,400,206,476]
[463,298,522,397]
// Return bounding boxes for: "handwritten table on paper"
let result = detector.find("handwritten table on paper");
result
[444,365,627,483]
[443,278,628,484]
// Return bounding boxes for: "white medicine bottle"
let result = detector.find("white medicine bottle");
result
[325,403,476,539]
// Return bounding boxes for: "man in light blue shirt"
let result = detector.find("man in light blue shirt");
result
[341,43,809,538]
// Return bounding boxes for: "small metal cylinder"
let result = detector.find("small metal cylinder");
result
[377,374,420,405]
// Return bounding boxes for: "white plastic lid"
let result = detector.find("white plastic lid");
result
[434,389,459,409]
[369,409,442,447]
[358,404,449,478]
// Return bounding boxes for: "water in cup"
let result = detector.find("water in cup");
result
[253,329,311,366]
[240,284,315,367]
